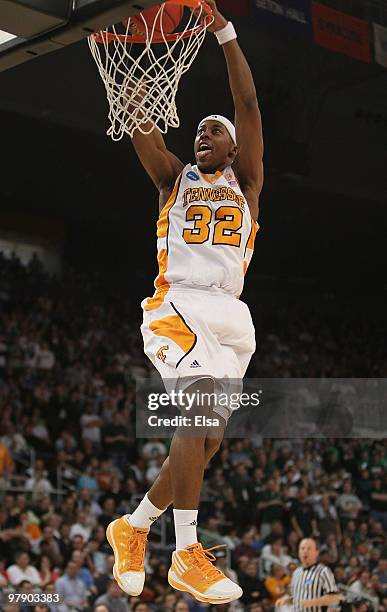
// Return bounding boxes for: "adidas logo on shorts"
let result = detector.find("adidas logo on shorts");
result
[190,360,201,368]
[189,520,198,525]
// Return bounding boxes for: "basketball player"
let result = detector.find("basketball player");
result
[107,0,263,605]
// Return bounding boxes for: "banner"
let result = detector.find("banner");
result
[218,0,249,16]
[373,22,387,69]
[251,0,312,35]
[311,2,370,63]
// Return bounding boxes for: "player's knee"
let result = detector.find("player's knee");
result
[204,436,223,462]
[183,377,215,417]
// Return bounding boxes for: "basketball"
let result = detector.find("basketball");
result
[128,3,184,39]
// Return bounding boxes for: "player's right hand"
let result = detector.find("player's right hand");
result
[203,0,228,33]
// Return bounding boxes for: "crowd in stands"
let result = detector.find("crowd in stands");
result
[0,252,387,611]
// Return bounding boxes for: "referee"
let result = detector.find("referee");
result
[275,538,344,611]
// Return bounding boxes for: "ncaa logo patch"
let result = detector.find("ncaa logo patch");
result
[187,171,200,181]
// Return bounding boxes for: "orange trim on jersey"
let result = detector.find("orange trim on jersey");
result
[243,220,259,276]
[157,175,182,239]
[200,169,223,184]
[146,174,182,311]
[149,314,196,354]
[144,250,169,311]
[246,220,259,250]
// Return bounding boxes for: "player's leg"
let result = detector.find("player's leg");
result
[165,379,242,604]
[107,292,246,600]
[106,380,224,598]
[135,378,222,530]
[166,298,255,603]
[144,435,222,511]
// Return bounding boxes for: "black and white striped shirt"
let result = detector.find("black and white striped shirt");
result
[291,563,339,612]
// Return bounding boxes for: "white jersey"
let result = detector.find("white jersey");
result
[148,163,259,305]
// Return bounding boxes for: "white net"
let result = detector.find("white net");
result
[88,1,213,140]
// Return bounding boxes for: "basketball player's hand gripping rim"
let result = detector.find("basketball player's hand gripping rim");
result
[193,0,227,32]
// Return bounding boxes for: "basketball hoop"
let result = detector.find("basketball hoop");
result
[88,1,213,140]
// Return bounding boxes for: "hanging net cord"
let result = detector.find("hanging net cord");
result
[88,3,213,140]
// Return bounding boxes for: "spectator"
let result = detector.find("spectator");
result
[289,487,318,539]
[373,557,387,587]
[71,549,96,592]
[7,552,42,586]
[98,498,117,531]
[56,560,88,609]
[38,526,63,566]
[19,511,42,543]
[132,603,151,612]
[357,467,373,505]
[102,411,130,471]
[71,533,86,553]
[234,532,257,562]
[38,554,60,586]
[95,553,115,595]
[314,494,342,542]
[80,401,103,448]
[264,564,291,603]
[69,510,93,542]
[58,523,72,564]
[36,342,55,370]
[0,441,14,481]
[336,480,363,525]
[256,478,284,538]
[95,579,128,612]
[77,464,98,492]
[349,569,379,610]
[261,537,294,577]
[18,580,36,612]
[215,549,239,584]
[238,560,266,605]
[174,601,190,612]
[43,582,63,612]
[25,467,53,500]
[369,478,387,530]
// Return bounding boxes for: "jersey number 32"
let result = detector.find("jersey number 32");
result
[182,205,242,248]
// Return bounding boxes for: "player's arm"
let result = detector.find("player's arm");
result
[132,123,184,192]
[206,1,263,220]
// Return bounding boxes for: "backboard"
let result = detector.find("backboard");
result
[0,0,162,72]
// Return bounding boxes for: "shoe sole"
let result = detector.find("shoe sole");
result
[168,569,241,604]
[106,519,144,597]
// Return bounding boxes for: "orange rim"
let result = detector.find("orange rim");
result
[92,0,213,44]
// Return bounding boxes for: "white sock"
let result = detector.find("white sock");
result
[173,509,198,550]
[127,493,165,529]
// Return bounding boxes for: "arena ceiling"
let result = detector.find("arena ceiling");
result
[0,12,386,212]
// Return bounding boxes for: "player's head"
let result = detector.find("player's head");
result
[195,115,238,172]
[299,538,319,567]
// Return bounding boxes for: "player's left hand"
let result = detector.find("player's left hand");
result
[201,0,228,33]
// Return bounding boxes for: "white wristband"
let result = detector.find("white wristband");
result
[214,21,237,46]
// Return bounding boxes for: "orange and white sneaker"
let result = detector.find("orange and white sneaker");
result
[168,543,243,604]
[106,516,149,596]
